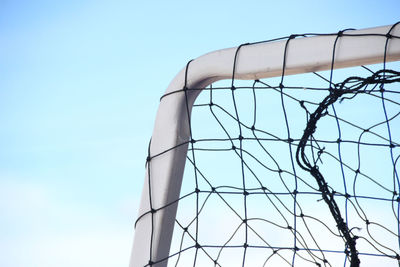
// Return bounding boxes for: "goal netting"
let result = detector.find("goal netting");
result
[131,23,400,267]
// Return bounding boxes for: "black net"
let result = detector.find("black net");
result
[141,24,400,267]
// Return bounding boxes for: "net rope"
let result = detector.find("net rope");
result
[139,23,400,267]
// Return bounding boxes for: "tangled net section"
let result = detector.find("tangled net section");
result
[142,26,400,267]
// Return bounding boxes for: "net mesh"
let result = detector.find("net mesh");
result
[141,25,400,267]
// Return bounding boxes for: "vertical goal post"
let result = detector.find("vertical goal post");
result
[130,23,400,267]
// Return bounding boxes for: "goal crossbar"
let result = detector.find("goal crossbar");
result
[130,24,400,267]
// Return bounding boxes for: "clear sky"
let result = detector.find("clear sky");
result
[0,0,399,266]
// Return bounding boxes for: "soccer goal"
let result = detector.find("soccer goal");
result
[130,23,400,267]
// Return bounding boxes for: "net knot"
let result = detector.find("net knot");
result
[329,87,343,98]
[310,165,319,173]
[337,30,344,37]
[365,75,376,84]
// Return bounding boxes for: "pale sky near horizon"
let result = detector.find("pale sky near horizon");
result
[1,1,399,266]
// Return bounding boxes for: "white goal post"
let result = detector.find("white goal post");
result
[130,24,400,267]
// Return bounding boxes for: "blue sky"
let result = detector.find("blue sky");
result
[0,1,399,266]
